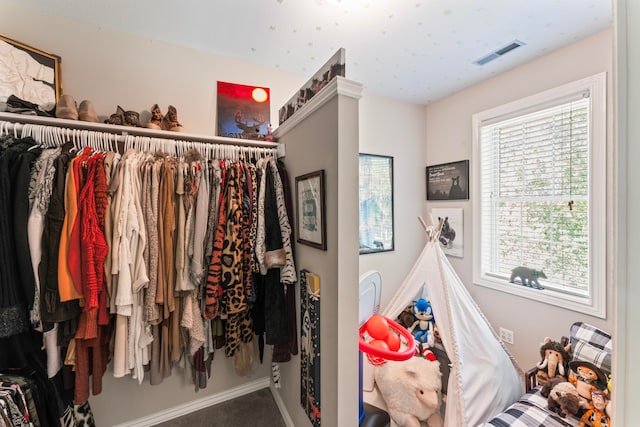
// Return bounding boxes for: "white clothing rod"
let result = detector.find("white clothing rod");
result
[0,111,285,158]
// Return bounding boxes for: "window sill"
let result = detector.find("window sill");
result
[473,274,606,319]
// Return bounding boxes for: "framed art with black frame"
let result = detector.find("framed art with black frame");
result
[296,170,327,250]
[426,160,469,200]
[0,34,62,111]
[359,153,394,254]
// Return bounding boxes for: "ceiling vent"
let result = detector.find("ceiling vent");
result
[473,39,526,66]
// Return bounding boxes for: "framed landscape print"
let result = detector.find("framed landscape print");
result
[217,81,271,140]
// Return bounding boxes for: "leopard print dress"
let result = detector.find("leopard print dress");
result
[205,163,253,357]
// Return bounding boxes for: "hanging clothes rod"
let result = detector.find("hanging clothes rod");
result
[0,111,285,157]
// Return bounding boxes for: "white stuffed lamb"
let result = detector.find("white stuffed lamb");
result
[374,356,443,427]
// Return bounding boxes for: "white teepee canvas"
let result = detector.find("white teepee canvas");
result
[370,218,523,426]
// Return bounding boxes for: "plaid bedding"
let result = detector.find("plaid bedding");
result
[483,322,612,427]
[483,388,580,427]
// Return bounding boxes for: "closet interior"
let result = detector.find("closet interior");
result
[0,111,298,426]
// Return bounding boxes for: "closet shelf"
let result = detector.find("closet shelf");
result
[0,111,285,156]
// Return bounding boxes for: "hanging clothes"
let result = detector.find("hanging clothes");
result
[0,120,297,413]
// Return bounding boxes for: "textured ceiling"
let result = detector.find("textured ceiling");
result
[8,0,612,105]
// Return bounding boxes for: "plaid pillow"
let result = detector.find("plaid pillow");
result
[571,338,612,375]
[569,321,613,352]
[569,321,612,376]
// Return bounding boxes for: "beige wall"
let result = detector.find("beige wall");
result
[423,28,615,371]
[0,4,307,136]
[0,3,311,425]
[358,93,427,308]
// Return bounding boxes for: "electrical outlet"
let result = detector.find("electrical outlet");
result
[499,327,514,345]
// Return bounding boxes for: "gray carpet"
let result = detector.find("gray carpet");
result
[153,388,286,427]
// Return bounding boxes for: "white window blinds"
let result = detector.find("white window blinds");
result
[478,95,590,295]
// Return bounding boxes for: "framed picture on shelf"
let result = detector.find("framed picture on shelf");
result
[359,153,394,254]
[426,160,469,200]
[278,48,346,125]
[216,81,271,140]
[0,34,61,111]
[296,170,326,250]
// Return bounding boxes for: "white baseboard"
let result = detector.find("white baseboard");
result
[269,385,295,427]
[113,377,271,427]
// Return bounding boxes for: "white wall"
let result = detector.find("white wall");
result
[614,1,639,424]
[358,93,427,308]
[423,28,615,371]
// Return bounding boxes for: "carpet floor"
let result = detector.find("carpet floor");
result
[153,388,286,427]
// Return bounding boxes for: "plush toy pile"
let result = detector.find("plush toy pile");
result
[536,337,612,426]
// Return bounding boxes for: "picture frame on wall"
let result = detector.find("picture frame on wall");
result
[359,153,394,254]
[0,34,61,111]
[296,170,327,250]
[426,160,469,200]
[431,207,464,258]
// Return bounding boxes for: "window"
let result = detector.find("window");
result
[472,73,606,317]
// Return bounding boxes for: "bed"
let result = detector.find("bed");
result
[483,321,612,427]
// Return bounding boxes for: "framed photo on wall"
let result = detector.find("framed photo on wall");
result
[431,207,464,258]
[296,170,327,250]
[426,160,469,200]
[0,34,61,111]
[359,153,394,254]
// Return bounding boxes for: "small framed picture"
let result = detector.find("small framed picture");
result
[0,34,62,111]
[296,170,326,250]
[426,160,469,200]
[431,207,464,258]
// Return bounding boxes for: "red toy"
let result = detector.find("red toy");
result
[359,314,416,366]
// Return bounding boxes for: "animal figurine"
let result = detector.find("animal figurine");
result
[569,360,608,409]
[374,356,443,427]
[536,337,571,385]
[509,266,547,288]
[541,378,581,418]
[409,298,435,347]
[578,389,610,427]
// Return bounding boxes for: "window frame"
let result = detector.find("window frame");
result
[471,72,607,318]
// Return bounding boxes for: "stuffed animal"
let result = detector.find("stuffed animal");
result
[578,389,610,427]
[374,356,443,427]
[569,360,608,409]
[397,305,417,330]
[541,378,581,418]
[536,337,571,385]
[409,298,435,347]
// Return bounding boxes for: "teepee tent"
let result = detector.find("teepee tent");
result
[376,218,523,426]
